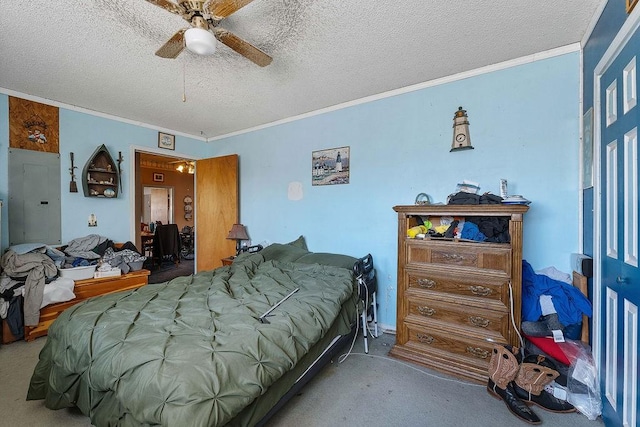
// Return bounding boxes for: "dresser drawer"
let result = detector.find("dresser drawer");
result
[407,239,511,275]
[406,294,509,339]
[405,268,510,304]
[402,321,499,368]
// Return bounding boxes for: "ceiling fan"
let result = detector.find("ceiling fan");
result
[145,0,272,67]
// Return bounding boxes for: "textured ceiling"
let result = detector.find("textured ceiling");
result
[0,0,602,141]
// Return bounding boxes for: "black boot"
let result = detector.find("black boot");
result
[514,354,576,413]
[487,345,542,424]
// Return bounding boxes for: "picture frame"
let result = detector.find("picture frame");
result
[312,146,350,186]
[627,0,638,13]
[158,132,175,150]
[153,172,164,182]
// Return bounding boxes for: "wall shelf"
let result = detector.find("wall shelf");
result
[82,144,120,198]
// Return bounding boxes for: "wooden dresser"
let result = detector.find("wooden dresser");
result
[390,204,528,383]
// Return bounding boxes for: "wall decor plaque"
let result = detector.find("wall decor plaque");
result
[312,146,350,186]
[9,96,59,153]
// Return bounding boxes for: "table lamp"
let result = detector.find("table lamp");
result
[227,223,249,255]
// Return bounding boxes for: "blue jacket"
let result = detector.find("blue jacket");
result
[521,260,592,326]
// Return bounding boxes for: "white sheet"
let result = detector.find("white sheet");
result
[40,277,76,308]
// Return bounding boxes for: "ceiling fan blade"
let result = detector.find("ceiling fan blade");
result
[144,0,186,15]
[205,0,257,19]
[155,29,187,58]
[214,28,272,67]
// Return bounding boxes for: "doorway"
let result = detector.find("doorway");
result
[134,150,196,280]
[143,186,174,226]
[129,148,239,275]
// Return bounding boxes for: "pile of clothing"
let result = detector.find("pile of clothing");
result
[521,260,592,340]
[416,192,510,242]
[1,244,60,338]
[57,234,145,272]
[0,235,146,339]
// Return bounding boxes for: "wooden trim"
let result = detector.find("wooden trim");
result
[393,204,529,217]
[572,271,590,344]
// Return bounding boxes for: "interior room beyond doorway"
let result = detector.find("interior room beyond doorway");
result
[143,186,173,226]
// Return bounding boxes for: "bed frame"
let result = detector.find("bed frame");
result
[1,269,150,344]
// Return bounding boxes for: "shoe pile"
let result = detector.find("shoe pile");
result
[487,344,575,424]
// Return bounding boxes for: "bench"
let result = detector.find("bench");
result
[1,269,150,343]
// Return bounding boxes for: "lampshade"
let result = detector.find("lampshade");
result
[176,164,185,173]
[187,163,195,174]
[184,27,217,55]
[227,224,249,241]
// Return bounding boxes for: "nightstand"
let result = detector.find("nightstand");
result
[221,256,235,266]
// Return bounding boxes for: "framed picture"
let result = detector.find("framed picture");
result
[153,172,164,182]
[627,0,638,13]
[312,146,350,186]
[582,108,594,189]
[158,132,175,150]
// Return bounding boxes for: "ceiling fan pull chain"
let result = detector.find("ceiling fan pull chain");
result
[182,63,187,102]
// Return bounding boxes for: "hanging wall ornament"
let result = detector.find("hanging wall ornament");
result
[450,106,473,152]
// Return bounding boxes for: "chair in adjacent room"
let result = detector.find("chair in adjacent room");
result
[152,224,181,269]
[353,253,378,353]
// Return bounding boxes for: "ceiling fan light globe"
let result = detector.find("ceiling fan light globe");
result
[184,28,217,55]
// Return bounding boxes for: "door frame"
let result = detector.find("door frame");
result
[128,145,197,265]
[592,5,640,409]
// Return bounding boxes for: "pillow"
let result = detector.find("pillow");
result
[231,251,264,267]
[286,235,308,250]
[296,252,358,270]
[259,243,309,262]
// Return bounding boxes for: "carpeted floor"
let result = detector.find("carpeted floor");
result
[1,330,603,427]
[147,258,194,284]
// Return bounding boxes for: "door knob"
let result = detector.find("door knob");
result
[616,276,628,284]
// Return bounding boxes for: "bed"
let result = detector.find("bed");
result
[27,238,362,426]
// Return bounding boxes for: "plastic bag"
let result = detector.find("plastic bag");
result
[563,340,602,420]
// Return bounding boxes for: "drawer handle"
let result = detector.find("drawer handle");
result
[441,253,464,262]
[466,347,489,359]
[417,278,436,289]
[416,333,434,344]
[469,316,490,328]
[469,285,492,296]
[418,306,436,316]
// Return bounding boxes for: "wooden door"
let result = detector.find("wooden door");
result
[195,154,238,272]
[599,25,640,427]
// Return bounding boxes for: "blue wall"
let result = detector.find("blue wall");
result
[0,94,209,248]
[209,52,582,329]
[1,51,582,330]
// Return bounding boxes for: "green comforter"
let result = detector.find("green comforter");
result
[27,254,356,426]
